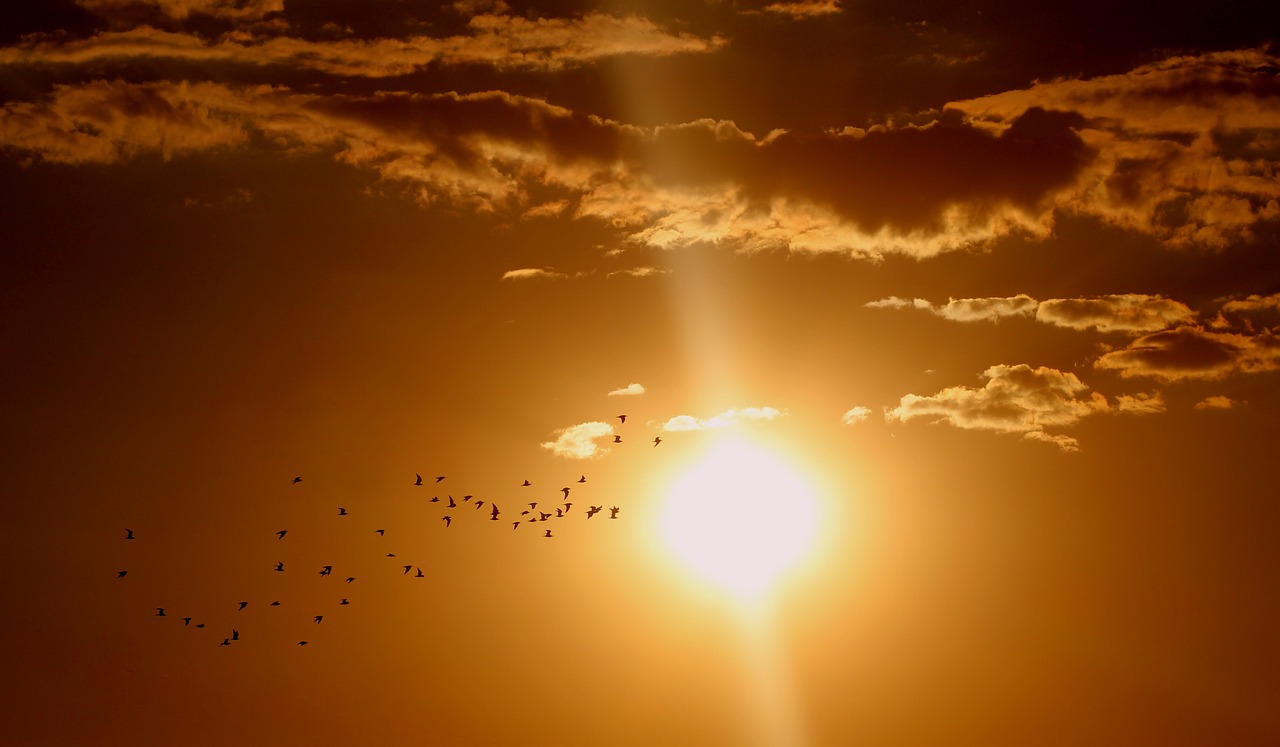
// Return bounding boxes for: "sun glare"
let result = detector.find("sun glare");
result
[657,438,821,602]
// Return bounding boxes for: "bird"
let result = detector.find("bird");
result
[618,415,627,423]
[338,507,348,516]
[274,561,284,572]
[116,570,127,579]
[375,529,385,536]
[387,553,396,557]
[415,474,423,486]
[544,530,553,538]
[474,500,485,509]
[403,565,412,574]
[463,495,472,502]
[560,487,570,498]
[555,508,563,518]
[563,502,573,513]
[653,437,662,447]
[414,567,424,578]
[442,516,452,528]
[196,623,206,628]
[521,510,530,516]
[232,629,240,641]
[345,577,355,584]
[447,496,456,508]
[613,435,622,443]
[182,617,192,626]
[340,598,349,606]
[124,529,135,540]
[521,479,531,487]
[539,512,551,522]
[586,506,602,518]
[220,638,231,646]
[489,505,500,521]
[430,496,440,503]
[292,476,302,484]
[319,566,332,576]
[512,522,520,530]
[313,616,323,624]
[528,502,538,510]
[276,530,287,539]
[297,641,308,646]
[156,608,166,617]
[435,476,445,483]
[238,602,248,611]
[609,506,620,519]
[270,601,280,607]
[577,475,586,483]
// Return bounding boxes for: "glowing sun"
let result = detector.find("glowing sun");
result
[657,438,821,600]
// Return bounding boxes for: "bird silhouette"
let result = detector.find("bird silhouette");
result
[653,437,662,447]
[555,508,563,518]
[319,566,332,576]
[539,512,551,521]
[386,553,396,557]
[270,601,280,607]
[578,475,586,483]
[238,602,248,611]
[313,616,323,624]
[116,570,127,579]
[414,567,424,578]
[560,487,570,498]
[563,502,573,513]
[521,479,531,487]
[613,435,622,443]
[338,507,348,516]
[544,530,553,538]
[415,474,423,486]
[276,530,287,539]
[156,608,166,617]
[375,529,385,536]
[430,496,440,503]
[220,638,231,646]
[345,577,355,583]
[182,617,191,626]
[292,476,302,484]
[463,495,472,502]
[196,623,206,628]
[512,522,520,530]
[609,506,620,519]
[447,496,456,508]
[232,629,240,641]
[586,506,602,518]
[618,415,627,423]
[435,476,445,483]
[274,561,284,572]
[125,529,135,540]
[528,502,538,510]
[442,516,452,528]
[403,565,412,574]
[475,500,485,509]
[340,598,349,606]
[297,641,308,646]
[490,505,500,520]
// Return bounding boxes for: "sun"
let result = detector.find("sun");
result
[656,437,822,601]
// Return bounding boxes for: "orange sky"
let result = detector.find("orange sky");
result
[3,1,1279,745]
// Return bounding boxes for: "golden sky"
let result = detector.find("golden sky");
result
[3,1,1279,745]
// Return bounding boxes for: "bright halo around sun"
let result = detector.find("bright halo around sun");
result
[657,437,821,602]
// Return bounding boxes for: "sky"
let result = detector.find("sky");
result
[2,1,1279,745]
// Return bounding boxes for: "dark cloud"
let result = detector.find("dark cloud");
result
[1095,326,1280,380]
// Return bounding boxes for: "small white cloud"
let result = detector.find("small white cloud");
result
[840,406,872,425]
[541,421,614,459]
[1193,395,1240,410]
[501,268,565,281]
[607,383,646,397]
[660,406,784,431]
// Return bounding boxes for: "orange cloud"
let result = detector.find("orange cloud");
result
[866,295,1038,322]
[1094,326,1280,380]
[541,422,615,459]
[76,0,283,22]
[660,407,784,432]
[1193,395,1240,410]
[1036,294,1195,334]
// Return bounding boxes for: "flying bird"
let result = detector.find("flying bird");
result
[232,629,240,641]
[319,566,332,576]
[298,641,308,646]
[375,529,385,536]
[475,500,485,509]
[577,475,586,483]
[345,577,355,583]
[555,508,563,518]
[560,487,570,498]
[447,496,456,508]
[116,571,127,579]
[539,512,551,522]
[653,437,662,447]
[415,567,424,578]
[276,530,287,539]
[292,476,302,484]
[124,529,135,540]
[156,608,166,617]
[544,530,553,538]
[528,502,538,510]
[609,506,620,519]
[338,507,348,516]
[563,502,573,513]
[612,435,622,443]
[435,476,446,483]
[442,516,452,528]
[274,561,284,572]
[182,617,191,626]
[512,522,520,530]
[238,602,248,611]
[489,505,500,520]
[220,638,231,646]
[463,495,472,502]
[430,496,440,503]
[618,415,627,423]
[313,616,323,624]
[196,623,206,628]
[521,479,531,487]
[403,565,412,575]
[270,602,280,607]
[415,474,423,486]
[340,598,349,606]
[586,506,602,518]
[387,553,396,557]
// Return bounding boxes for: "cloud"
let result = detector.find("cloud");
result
[761,1,842,19]
[1194,395,1240,410]
[949,49,1280,250]
[1,13,726,75]
[501,268,567,280]
[1036,294,1195,334]
[541,421,614,459]
[606,266,669,278]
[1113,392,1166,414]
[660,406,784,431]
[840,406,871,425]
[1094,326,1280,381]
[865,294,1037,322]
[76,0,284,22]
[885,364,1111,450]
[607,383,645,397]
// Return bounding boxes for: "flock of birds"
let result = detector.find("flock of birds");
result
[116,414,659,648]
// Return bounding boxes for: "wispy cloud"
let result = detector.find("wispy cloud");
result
[541,421,614,459]
[1194,395,1241,410]
[865,295,1037,322]
[77,0,284,22]
[607,383,646,397]
[840,406,871,425]
[761,1,842,19]
[660,406,784,432]
[868,293,1193,333]
[501,268,569,281]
